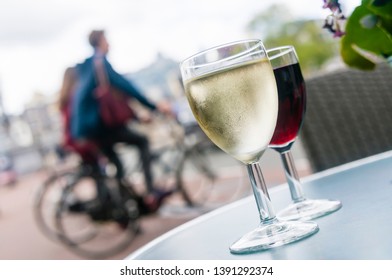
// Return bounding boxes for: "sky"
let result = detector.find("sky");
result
[0,0,359,114]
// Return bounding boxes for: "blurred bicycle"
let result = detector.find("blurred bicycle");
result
[33,113,248,258]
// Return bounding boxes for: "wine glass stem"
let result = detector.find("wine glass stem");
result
[246,162,276,223]
[280,150,306,203]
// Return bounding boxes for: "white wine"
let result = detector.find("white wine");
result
[184,58,278,164]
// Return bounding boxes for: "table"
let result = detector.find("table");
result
[127,151,392,260]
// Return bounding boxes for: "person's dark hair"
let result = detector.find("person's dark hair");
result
[88,30,105,48]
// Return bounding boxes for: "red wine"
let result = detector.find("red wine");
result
[269,62,306,152]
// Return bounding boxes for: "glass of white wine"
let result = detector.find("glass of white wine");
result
[180,39,319,254]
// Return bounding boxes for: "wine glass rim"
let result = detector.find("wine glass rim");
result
[267,45,295,61]
[180,39,265,70]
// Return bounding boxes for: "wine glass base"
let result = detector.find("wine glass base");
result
[229,219,318,254]
[277,199,342,221]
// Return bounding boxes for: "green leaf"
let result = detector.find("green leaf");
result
[366,0,392,33]
[366,0,392,18]
[372,0,391,6]
[341,4,392,69]
[341,36,376,70]
[347,6,392,53]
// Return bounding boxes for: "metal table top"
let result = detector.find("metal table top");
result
[128,151,392,260]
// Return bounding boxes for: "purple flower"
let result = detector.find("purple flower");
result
[333,29,345,38]
[323,0,343,13]
[322,0,346,37]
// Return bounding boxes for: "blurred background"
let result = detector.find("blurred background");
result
[0,0,359,259]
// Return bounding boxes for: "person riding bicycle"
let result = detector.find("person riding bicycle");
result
[59,32,172,212]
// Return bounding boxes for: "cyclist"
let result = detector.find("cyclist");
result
[58,64,170,215]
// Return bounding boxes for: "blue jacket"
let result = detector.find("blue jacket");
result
[70,54,156,139]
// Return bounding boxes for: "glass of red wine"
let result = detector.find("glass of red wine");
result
[268,46,342,221]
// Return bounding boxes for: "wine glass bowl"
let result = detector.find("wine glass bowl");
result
[180,40,319,254]
[267,46,342,221]
[182,40,278,164]
[268,47,306,152]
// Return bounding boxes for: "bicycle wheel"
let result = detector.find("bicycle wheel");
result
[33,170,79,241]
[55,174,140,259]
[178,142,249,208]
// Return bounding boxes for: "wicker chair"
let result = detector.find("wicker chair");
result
[300,63,392,172]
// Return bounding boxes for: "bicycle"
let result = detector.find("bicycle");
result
[35,162,142,258]
[33,114,248,258]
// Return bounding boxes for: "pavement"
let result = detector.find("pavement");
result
[0,144,312,260]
